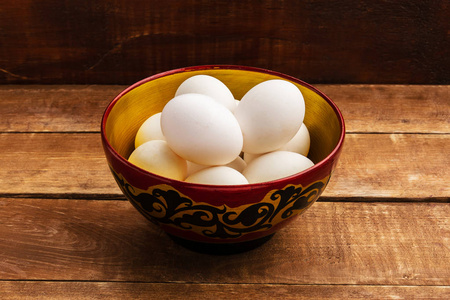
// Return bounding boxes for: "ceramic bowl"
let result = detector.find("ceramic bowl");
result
[101,65,345,254]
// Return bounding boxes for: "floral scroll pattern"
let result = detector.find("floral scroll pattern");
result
[112,168,329,239]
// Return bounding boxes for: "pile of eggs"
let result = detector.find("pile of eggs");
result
[128,75,314,185]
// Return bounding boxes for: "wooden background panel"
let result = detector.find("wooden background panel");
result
[0,0,448,85]
[0,199,448,286]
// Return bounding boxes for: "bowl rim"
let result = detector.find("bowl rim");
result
[101,64,345,190]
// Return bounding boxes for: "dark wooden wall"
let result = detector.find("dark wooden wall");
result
[0,0,448,85]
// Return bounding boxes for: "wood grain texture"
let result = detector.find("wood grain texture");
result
[0,282,449,300]
[0,85,125,133]
[0,1,448,84]
[0,133,448,199]
[0,198,448,285]
[0,85,448,133]
[317,85,450,134]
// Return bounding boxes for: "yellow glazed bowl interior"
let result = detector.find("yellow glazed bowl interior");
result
[105,67,341,165]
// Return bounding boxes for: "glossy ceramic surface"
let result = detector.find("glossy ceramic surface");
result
[101,65,345,247]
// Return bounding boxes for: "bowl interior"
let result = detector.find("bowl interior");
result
[104,67,342,166]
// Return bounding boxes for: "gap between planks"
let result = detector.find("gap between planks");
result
[0,194,448,203]
[1,279,450,287]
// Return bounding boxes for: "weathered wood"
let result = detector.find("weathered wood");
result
[317,85,450,134]
[0,85,448,133]
[0,133,448,199]
[0,1,448,84]
[0,85,125,133]
[327,133,450,200]
[0,199,448,286]
[0,282,448,300]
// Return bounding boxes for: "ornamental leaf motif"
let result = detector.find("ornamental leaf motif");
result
[111,167,329,239]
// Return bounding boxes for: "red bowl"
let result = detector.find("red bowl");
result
[101,65,345,254]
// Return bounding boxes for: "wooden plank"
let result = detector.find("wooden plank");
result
[0,199,448,285]
[0,282,448,300]
[326,133,450,200]
[0,133,448,199]
[317,85,450,134]
[0,1,448,84]
[0,85,448,133]
[0,132,117,196]
[0,85,125,133]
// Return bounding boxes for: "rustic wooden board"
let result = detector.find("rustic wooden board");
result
[0,282,448,300]
[0,1,448,84]
[0,85,125,133]
[327,133,450,200]
[0,133,448,199]
[317,85,450,134]
[0,198,448,286]
[0,85,448,133]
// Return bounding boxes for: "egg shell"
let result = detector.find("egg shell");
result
[128,140,187,181]
[242,151,314,184]
[175,75,236,111]
[134,112,165,148]
[186,155,247,176]
[278,123,310,156]
[161,93,243,166]
[234,79,305,154]
[185,166,249,185]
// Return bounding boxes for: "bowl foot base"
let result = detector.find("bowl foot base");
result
[168,234,275,255]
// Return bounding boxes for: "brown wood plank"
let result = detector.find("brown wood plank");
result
[326,133,450,200]
[0,282,448,300]
[0,199,448,285]
[0,133,448,199]
[317,85,450,134]
[0,85,448,134]
[0,85,125,133]
[0,1,448,84]
[0,133,116,196]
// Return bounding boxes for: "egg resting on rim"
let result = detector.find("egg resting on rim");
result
[134,112,165,148]
[128,140,187,181]
[185,166,249,185]
[242,151,314,184]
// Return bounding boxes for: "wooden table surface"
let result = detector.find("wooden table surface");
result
[0,84,448,299]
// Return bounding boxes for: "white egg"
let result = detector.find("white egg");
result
[242,151,314,184]
[128,140,187,181]
[175,75,236,111]
[135,112,165,148]
[185,166,249,185]
[278,123,310,156]
[161,93,243,166]
[234,79,305,154]
[186,155,246,177]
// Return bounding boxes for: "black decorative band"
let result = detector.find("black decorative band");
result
[111,167,329,239]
